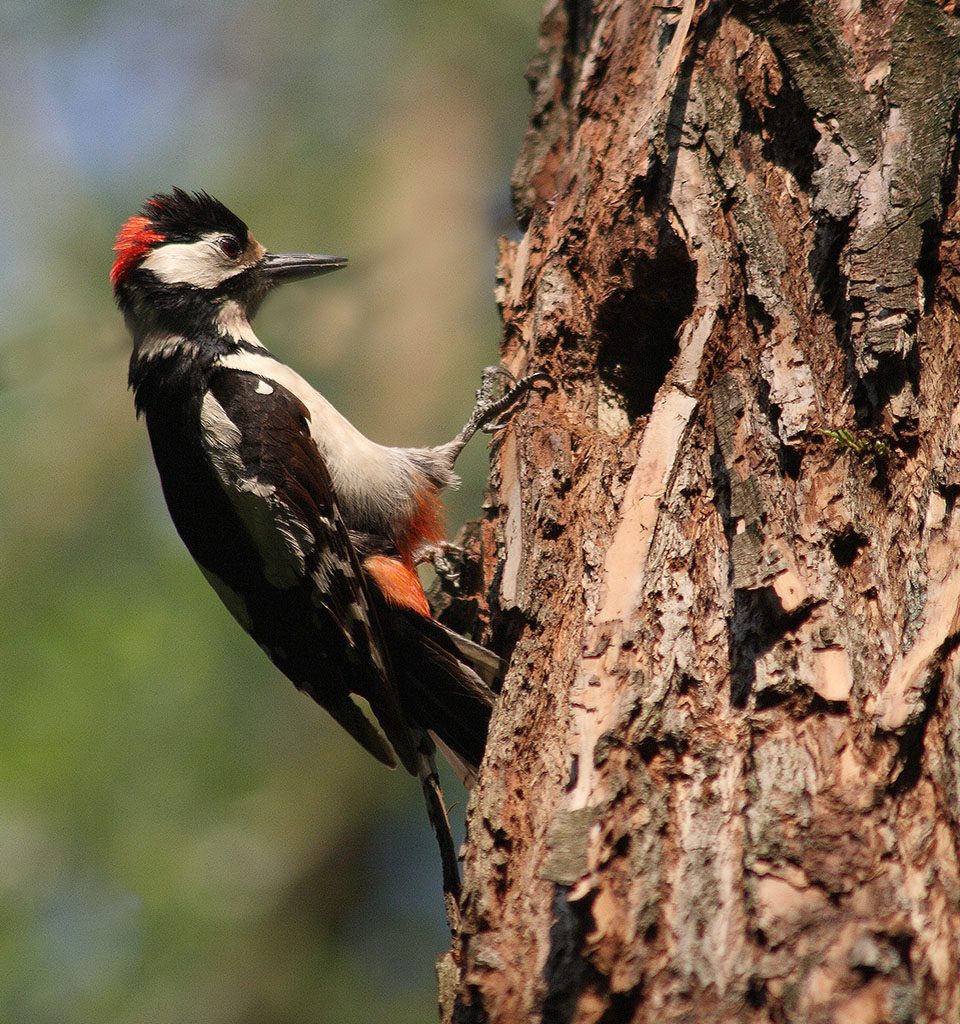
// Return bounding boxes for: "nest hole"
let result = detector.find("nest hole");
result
[595,225,697,427]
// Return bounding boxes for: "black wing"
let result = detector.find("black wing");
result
[198,367,419,773]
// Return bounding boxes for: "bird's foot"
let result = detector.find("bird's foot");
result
[418,541,465,585]
[455,366,551,450]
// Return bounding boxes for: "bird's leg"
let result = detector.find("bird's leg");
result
[441,366,551,466]
[418,749,462,937]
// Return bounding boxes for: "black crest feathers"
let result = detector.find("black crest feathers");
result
[143,189,249,245]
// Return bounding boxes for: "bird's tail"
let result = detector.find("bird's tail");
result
[384,607,500,788]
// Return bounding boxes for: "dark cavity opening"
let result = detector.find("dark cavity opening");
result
[830,528,868,568]
[595,224,697,425]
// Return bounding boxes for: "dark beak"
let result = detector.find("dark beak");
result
[260,252,348,286]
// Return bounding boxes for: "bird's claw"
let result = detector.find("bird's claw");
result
[472,367,551,434]
[474,365,516,407]
[446,366,552,459]
[418,542,464,585]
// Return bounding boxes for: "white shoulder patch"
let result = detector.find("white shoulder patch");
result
[199,391,245,472]
[199,390,315,589]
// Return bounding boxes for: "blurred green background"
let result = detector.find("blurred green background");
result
[0,2,540,1021]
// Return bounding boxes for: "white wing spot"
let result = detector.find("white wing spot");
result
[256,379,274,395]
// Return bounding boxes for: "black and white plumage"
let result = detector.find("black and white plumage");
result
[113,190,528,791]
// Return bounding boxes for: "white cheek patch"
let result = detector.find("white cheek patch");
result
[140,233,251,289]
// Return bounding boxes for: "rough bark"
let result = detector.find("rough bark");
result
[441,1,960,1022]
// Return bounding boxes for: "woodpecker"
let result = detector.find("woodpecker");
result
[114,189,541,795]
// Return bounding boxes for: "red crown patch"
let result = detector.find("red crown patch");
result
[111,215,165,288]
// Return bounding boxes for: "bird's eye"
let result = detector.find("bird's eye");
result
[218,236,242,260]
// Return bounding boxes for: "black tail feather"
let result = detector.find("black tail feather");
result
[377,601,499,778]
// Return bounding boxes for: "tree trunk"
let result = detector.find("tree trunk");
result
[442,1,960,1021]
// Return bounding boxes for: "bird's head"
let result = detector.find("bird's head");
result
[112,189,346,338]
